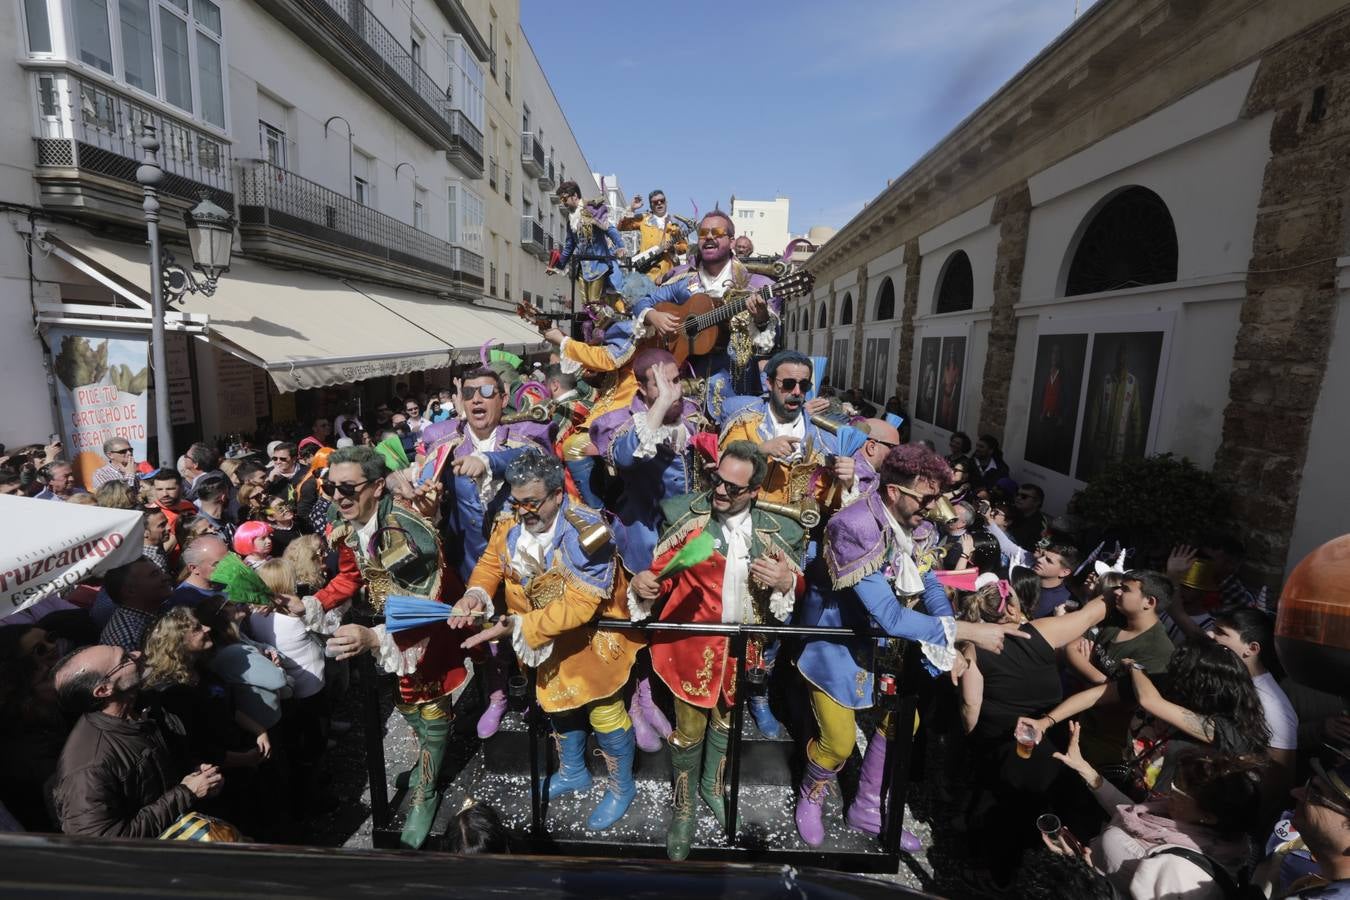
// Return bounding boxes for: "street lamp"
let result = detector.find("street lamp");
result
[135,123,235,466]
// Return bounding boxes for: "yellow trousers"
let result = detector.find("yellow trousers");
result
[807,688,915,769]
[672,696,731,748]
[553,692,631,734]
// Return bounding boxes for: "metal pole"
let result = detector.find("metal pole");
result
[526,667,543,839]
[882,692,918,861]
[723,633,747,846]
[135,125,174,467]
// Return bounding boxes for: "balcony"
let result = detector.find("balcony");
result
[31,72,232,228]
[537,157,557,192]
[521,216,548,260]
[262,0,483,177]
[237,159,483,298]
[520,132,546,178]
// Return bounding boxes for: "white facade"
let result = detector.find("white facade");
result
[729,196,791,258]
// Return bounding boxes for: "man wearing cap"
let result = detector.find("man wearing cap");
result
[1252,758,1350,897]
[92,437,140,490]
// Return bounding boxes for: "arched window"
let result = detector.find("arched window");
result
[840,293,853,325]
[1065,186,1178,296]
[791,311,798,332]
[874,277,896,320]
[935,251,974,314]
[817,302,827,329]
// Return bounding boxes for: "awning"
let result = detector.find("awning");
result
[347,281,546,360]
[43,231,457,392]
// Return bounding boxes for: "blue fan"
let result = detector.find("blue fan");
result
[384,595,456,633]
[885,412,905,430]
[807,356,828,400]
[835,425,870,457]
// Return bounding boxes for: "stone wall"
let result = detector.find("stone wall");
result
[893,239,922,408]
[1214,13,1350,585]
[976,183,1032,441]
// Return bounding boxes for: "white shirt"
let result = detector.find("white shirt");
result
[697,262,736,298]
[511,511,560,581]
[354,508,380,558]
[763,410,807,462]
[249,611,325,699]
[469,428,502,506]
[650,213,667,232]
[717,509,754,625]
[1254,671,1299,751]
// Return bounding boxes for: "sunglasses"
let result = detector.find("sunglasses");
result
[698,227,729,239]
[775,378,812,394]
[891,483,941,507]
[868,437,898,449]
[462,384,499,400]
[271,455,292,462]
[509,492,556,514]
[711,473,753,498]
[322,478,372,498]
[109,447,133,456]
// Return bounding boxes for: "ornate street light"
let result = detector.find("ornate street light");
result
[165,193,235,298]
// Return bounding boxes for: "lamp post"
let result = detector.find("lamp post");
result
[134,123,235,467]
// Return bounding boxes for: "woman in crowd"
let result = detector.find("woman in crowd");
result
[1048,720,1264,900]
[957,579,1110,890]
[261,496,311,559]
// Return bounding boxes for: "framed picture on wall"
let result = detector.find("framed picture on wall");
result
[915,337,941,423]
[1024,333,1089,475]
[1074,331,1165,481]
[934,335,966,432]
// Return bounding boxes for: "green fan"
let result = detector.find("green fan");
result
[657,530,716,580]
[489,348,523,369]
[210,552,273,607]
[375,434,410,472]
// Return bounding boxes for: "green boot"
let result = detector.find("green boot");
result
[699,724,732,830]
[666,739,703,862]
[400,711,450,850]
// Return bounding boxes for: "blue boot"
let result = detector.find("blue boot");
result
[547,729,592,801]
[748,694,783,739]
[587,727,636,830]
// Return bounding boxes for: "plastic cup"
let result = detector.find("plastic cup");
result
[1036,813,1061,837]
[1014,720,1038,758]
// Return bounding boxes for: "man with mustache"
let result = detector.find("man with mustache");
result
[591,347,708,751]
[454,452,644,831]
[628,441,808,861]
[630,210,779,410]
[321,446,475,850]
[53,644,224,837]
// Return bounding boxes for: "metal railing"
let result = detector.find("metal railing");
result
[520,216,547,258]
[538,157,556,190]
[520,131,546,177]
[33,72,232,196]
[237,159,483,280]
[305,0,483,162]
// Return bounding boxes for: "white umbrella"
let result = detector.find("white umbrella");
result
[0,495,144,620]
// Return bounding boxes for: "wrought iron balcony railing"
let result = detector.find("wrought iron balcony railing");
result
[33,71,233,205]
[237,159,483,283]
[520,132,546,178]
[538,157,556,191]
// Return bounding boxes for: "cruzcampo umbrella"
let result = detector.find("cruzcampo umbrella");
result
[375,434,410,473]
[210,552,273,607]
[656,530,716,580]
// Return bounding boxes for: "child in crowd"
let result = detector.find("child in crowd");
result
[233,521,274,569]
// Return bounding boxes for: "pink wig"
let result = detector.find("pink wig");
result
[232,521,273,556]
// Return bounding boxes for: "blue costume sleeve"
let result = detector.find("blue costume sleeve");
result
[919,569,954,618]
[486,446,528,478]
[604,224,623,253]
[632,279,692,317]
[609,427,642,469]
[850,571,950,646]
[557,229,577,268]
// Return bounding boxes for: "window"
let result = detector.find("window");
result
[119,0,155,91]
[74,0,114,73]
[159,5,192,112]
[504,57,511,99]
[410,34,422,69]
[447,35,485,130]
[830,339,850,391]
[739,209,753,219]
[488,19,496,77]
[353,176,370,205]
[935,250,974,314]
[504,271,510,300]
[24,0,53,52]
[522,105,530,134]
[489,261,497,295]
[840,293,853,325]
[817,303,827,329]
[504,167,511,204]
[1065,186,1178,296]
[874,277,896,320]
[414,189,427,230]
[863,337,891,404]
[448,182,484,253]
[196,31,224,127]
[259,120,287,168]
[488,155,498,191]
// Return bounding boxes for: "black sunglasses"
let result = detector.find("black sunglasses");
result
[868,437,898,449]
[322,478,372,498]
[775,378,812,394]
[711,473,753,498]
[462,384,499,400]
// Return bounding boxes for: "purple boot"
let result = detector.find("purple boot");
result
[845,732,922,853]
[627,694,660,753]
[476,642,509,740]
[794,754,839,847]
[634,676,673,741]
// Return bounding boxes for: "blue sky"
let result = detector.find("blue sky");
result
[523,0,1095,239]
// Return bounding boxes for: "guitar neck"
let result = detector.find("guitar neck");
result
[689,286,772,331]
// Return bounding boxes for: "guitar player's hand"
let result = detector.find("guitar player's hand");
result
[745,292,771,325]
[646,310,679,336]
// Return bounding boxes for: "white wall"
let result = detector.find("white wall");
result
[731,197,791,257]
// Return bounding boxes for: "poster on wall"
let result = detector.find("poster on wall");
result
[934,336,966,433]
[1074,331,1165,481]
[914,337,941,423]
[1024,333,1089,475]
[45,328,149,490]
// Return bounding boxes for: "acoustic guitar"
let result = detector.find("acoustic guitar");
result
[647,269,815,364]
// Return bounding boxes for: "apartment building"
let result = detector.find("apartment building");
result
[2,0,598,451]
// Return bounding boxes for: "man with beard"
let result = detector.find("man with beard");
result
[618,190,689,284]
[591,347,706,752]
[53,644,224,837]
[320,446,476,850]
[454,453,644,831]
[632,210,780,408]
[794,444,1027,849]
[548,179,628,304]
[629,441,807,861]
